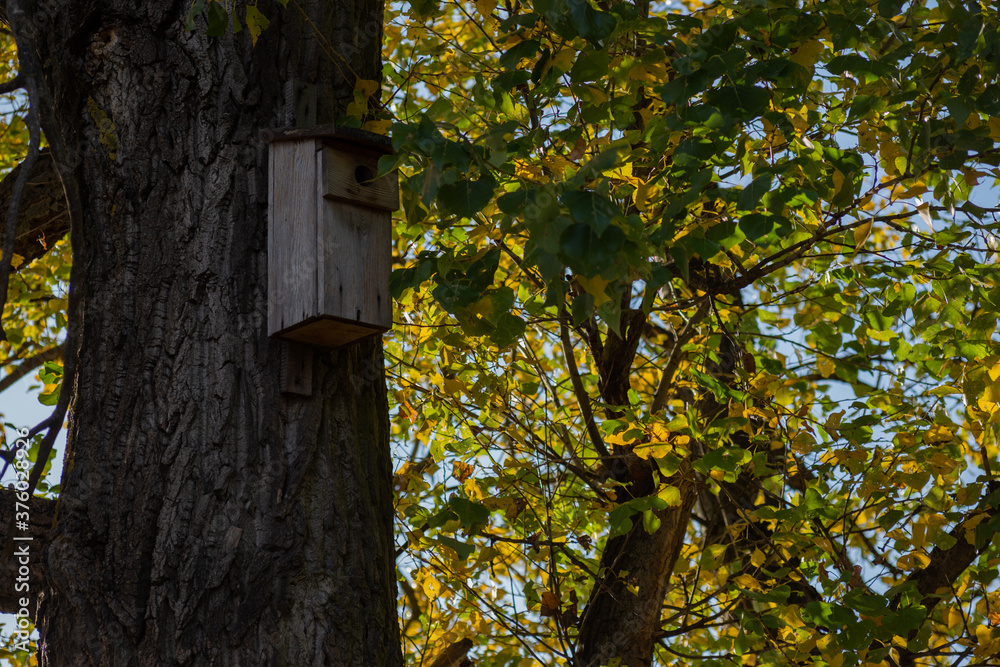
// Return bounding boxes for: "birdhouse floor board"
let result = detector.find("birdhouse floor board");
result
[273,316,388,349]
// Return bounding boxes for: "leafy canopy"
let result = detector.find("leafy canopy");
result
[381,0,1000,665]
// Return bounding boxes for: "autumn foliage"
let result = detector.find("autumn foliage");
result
[6,0,1000,665]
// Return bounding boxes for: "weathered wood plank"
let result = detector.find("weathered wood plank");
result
[268,139,319,336]
[323,144,399,212]
[319,199,392,331]
[278,339,314,396]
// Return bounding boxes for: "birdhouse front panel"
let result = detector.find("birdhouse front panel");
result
[266,129,397,349]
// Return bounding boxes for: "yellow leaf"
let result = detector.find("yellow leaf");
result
[422,577,441,598]
[853,216,874,252]
[475,0,497,18]
[989,117,1000,141]
[911,521,926,549]
[354,78,380,99]
[469,294,493,317]
[858,121,878,153]
[245,5,270,46]
[963,512,987,545]
[868,328,896,342]
[634,180,657,214]
[550,48,577,73]
[817,356,836,378]
[539,590,560,616]
[442,378,466,396]
[977,624,992,647]
[750,548,766,567]
[922,424,953,444]
[635,439,672,460]
[786,104,809,134]
[789,39,823,68]
[732,573,761,591]
[576,274,612,307]
[657,485,682,506]
[361,119,391,136]
[894,181,927,199]
[627,62,668,84]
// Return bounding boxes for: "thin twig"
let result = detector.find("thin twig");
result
[559,317,610,461]
[649,298,711,415]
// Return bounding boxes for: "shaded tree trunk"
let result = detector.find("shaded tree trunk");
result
[5,1,402,665]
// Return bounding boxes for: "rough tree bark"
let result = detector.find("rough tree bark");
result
[2,1,402,665]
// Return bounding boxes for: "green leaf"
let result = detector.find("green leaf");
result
[877,0,904,17]
[559,223,624,276]
[737,174,773,212]
[499,40,540,70]
[491,312,527,348]
[570,51,611,84]
[739,213,775,241]
[206,2,229,37]
[642,509,661,534]
[185,0,206,31]
[706,85,770,120]
[881,606,925,636]
[561,190,622,234]
[437,174,497,218]
[448,497,490,532]
[566,0,617,45]
[38,390,59,406]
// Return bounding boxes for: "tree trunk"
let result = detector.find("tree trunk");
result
[575,498,695,667]
[6,1,402,665]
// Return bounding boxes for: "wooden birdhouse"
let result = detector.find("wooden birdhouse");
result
[263,125,398,349]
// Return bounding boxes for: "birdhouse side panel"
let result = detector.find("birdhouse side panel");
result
[319,199,392,332]
[268,139,321,336]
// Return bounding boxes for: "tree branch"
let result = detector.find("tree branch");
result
[883,481,1000,667]
[5,0,76,503]
[900,481,1000,614]
[560,317,611,461]
[0,65,42,340]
